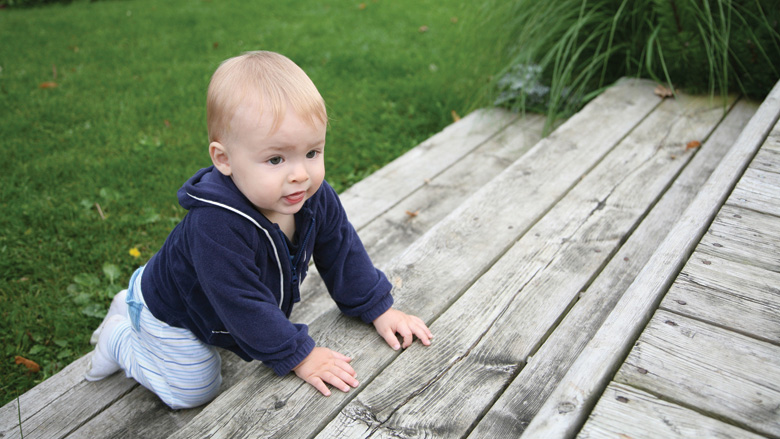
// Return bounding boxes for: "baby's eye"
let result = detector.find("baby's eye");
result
[306,150,319,159]
[268,156,283,165]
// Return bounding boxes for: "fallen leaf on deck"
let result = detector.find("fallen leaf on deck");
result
[686,140,701,150]
[653,84,673,98]
[15,356,40,373]
[405,210,419,218]
[39,82,58,89]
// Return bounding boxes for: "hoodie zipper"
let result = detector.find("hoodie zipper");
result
[281,217,315,298]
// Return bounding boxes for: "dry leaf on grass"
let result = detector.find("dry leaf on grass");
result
[39,82,58,89]
[15,356,40,373]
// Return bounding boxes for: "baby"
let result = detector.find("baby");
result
[86,51,432,409]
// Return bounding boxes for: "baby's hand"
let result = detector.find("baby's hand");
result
[293,347,359,396]
[373,308,433,350]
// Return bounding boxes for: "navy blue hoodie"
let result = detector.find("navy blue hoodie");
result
[140,166,393,376]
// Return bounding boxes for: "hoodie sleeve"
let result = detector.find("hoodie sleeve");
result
[312,182,394,323]
[186,209,315,376]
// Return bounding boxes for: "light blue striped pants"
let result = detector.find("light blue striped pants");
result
[108,267,222,409]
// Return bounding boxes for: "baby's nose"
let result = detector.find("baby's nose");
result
[289,162,309,183]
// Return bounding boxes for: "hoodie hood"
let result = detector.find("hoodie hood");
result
[177,166,274,228]
[180,167,248,212]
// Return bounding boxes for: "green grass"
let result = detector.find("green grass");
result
[0,0,503,407]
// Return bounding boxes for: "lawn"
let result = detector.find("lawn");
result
[0,0,501,406]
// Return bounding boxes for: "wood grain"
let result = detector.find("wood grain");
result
[470,98,758,439]
[522,80,780,439]
[614,311,780,437]
[314,91,732,438]
[578,382,765,439]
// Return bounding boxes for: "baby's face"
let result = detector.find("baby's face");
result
[223,102,326,223]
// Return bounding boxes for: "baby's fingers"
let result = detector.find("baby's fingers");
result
[379,327,402,351]
[411,318,433,346]
[398,325,414,349]
[307,376,332,397]
[323,369,359,393]
[332,351,353,364]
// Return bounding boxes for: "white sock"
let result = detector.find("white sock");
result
[90,289,128,345]
[85,314,124,381]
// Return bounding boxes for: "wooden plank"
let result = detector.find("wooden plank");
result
[742,145,780,174]
[167,79,663,439]
[0,110,537,439]
[697,204,780,273]
[522,79,780,439]
[0,354,136,439]
[338,108,519,228]
[313,93,734,438]
[728,118,780,215]
[578,382,766,439]
[662,251,780,345]
[614,310,780,437]
[356,113,548,268]
[765,124,780,153]
[729,163,780,217]
[469,99,758,438]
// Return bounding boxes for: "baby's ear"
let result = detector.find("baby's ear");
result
[209,141,232,176]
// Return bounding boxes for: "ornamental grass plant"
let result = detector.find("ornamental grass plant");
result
[484,0,780,131]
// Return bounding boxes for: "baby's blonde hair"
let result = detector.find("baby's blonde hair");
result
[207,51,327,143]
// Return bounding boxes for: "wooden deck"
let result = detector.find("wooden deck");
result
[2,77,779,438]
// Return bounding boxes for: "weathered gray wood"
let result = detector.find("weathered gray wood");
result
[614,310,780,437]
[662,232,780,344]
[469,98,758,438]
[729,149,780,217]
[357,113,548,268]
[339,108,519,228]
[522,80,780,438]
[0,353,136,439]
[577,383,766,439]
[314,92,736,439]
[697,204,780,273]
[743,145,780,175]
[167,78,662,439]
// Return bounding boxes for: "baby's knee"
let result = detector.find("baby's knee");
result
[161,373,223,410]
